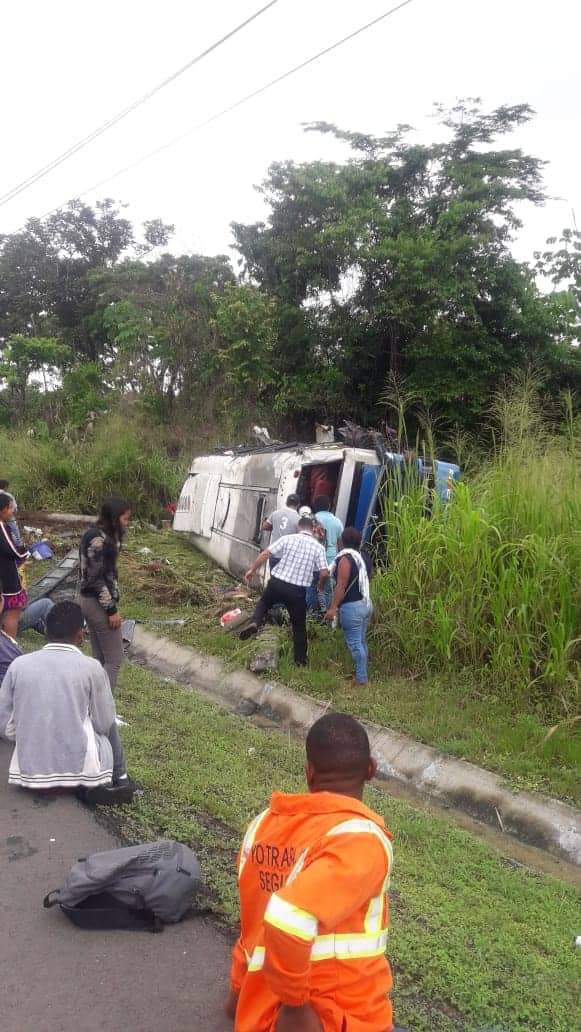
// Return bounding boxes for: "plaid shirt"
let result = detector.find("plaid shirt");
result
[268,532,328,587]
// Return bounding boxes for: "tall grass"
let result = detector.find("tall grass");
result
[0,413,186,522]
[373,378,581,712]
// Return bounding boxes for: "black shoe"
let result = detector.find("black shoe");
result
[239,621,258,641]
[113,774,142,793]
[76,780,139,806]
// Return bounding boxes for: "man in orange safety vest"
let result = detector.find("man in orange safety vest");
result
[226,713,395,1031]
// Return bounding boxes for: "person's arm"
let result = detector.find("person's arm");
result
[325,556,351,621]
[88,663,116,735]
[312,543,329,591]
[244,548,272,584]
[261,519,273,533]
[0,666,16,740]
[262,833,389,1013]
[245,535,287,584]
[0,521,29,563]
[226,936,247,1019]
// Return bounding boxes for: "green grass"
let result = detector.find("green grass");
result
[371,379,581,711]
[0,412,185,522]
[115,662,581,1032]
[120,529,581,806]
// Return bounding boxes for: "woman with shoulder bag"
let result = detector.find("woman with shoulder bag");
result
[79,497,132,693]
[325,527,373,685]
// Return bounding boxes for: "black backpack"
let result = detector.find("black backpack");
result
[44,840,203,933]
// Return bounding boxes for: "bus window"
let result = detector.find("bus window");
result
[253,495,267,544]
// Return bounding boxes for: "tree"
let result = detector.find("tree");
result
[0,200,173,363]
[0,335,70,416]
[91,253,235,416]
[232,102,579,427]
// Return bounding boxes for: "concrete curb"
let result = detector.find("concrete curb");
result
[128,626,581,868]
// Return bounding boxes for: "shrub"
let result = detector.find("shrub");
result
[372,379,581,711]
[0,413,187,522]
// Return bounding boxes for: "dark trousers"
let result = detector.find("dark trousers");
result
[252,578,308,665]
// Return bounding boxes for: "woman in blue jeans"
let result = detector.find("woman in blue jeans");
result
[325,527,373,684]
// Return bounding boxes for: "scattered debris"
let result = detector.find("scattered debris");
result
[138,547,154,557]
[147,618,189,627]
[30,541,54,561]
[220,608,243,628]
[123,551,214,607]
[248,627,281,674]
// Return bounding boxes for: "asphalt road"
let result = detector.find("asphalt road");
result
[0,741,232,1032]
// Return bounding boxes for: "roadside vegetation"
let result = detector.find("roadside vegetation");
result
[114,661,580,1032]
[119,505,581,806]
[0,413,186,524]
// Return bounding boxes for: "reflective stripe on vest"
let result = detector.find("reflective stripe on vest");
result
[238,809,269,878]
[246,929,388,972]
[264,893,318,942]
[328,817,393,935]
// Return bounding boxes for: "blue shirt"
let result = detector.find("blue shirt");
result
[315,511,344,563]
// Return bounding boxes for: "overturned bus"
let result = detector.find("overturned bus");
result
[173,439,460,581]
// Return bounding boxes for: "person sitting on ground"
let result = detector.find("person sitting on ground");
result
[325,527,374,685]
[0,600,131,792]
[0,479,24,547]
[19,596,55,636]
[241,516,329,666]
[79,497,132,694]
[0,492,30,640]
[226,713,395,1032]
[0,596,22,689]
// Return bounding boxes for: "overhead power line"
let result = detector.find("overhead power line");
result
[45,0,415,216]
[0,0,280,209]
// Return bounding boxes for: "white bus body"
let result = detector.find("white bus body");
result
[173,443,459,580]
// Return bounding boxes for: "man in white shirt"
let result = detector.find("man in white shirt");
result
[241,517,329,665]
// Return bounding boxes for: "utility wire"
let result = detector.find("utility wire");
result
[42,0,415,218]
[0,0,280,208]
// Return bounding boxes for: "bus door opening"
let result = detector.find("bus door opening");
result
[297,461,342,512]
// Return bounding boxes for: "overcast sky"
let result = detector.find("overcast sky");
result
[2,0,579,269]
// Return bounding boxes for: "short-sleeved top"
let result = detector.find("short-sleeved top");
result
[268,506,299,545]
[268,532,328,588]
[315,511,344,563]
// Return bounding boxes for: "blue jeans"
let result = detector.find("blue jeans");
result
[339,600,373,683]
[306,577,332,613]
[19,597,54,635]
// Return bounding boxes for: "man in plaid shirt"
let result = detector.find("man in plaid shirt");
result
[241,516,329,665]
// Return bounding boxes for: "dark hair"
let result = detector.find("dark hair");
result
[313,495,330,513]
[306,713,371,778]
[286,493,300,508]
[298,515,314,531]
[97,496,131,542]
[341,526,362,551]
[46,601,85,643]
[0,479,9,490]
[0,491,12,513]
